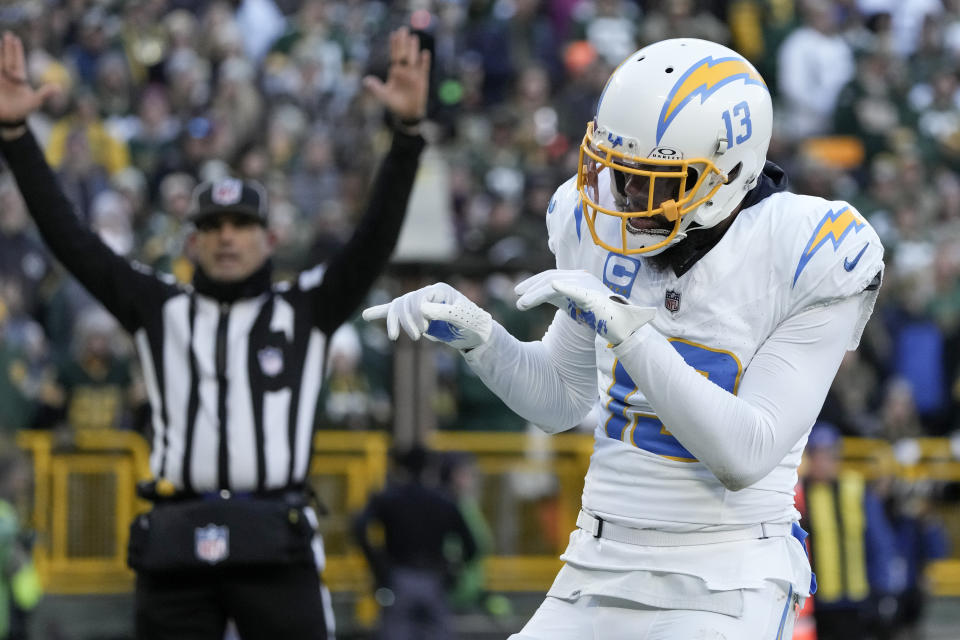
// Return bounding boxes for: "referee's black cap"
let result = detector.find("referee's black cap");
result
[189,177,269,226]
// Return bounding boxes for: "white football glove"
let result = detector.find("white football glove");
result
[362,282,493,351]
[515,269,656,345]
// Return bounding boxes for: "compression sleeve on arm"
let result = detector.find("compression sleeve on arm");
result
[612,295,864,490]
[461,310,598,433]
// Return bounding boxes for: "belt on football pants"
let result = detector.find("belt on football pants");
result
[576,509,793,546]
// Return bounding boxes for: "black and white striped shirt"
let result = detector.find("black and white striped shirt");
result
[2,129,425,494]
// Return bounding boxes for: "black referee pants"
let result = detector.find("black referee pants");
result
[135,564,329,640]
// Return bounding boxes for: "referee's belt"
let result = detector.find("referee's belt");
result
[576,509,792,546]
[137,479,310,508]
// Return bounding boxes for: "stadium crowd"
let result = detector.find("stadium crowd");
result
[0,0,958,636]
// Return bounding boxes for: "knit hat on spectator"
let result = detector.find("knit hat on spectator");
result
[188,177,269,226]
[806,421,841,451]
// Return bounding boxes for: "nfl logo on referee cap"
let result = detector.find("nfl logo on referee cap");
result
[195,524,230,564]
[189,177,269,225]
[665,290,681,313]
[211,178,243,205]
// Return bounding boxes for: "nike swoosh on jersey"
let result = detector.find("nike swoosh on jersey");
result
[844,242,869,271]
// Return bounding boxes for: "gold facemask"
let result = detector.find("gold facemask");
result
[576,121,728,255]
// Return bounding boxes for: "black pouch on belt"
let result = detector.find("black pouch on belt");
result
[127,497,315,571]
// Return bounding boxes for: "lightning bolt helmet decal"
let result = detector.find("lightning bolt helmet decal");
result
[657,56,767,144]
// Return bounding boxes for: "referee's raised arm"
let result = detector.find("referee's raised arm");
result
[0,31,172,333]
[310,27,430,334]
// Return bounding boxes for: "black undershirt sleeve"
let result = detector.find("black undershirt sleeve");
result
[0,130,169,332]
[311,131,426,334]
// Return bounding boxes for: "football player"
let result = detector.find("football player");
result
[365,38,883,639]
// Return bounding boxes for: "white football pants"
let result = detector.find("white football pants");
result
[509,579,798,640]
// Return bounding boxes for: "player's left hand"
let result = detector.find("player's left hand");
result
[362,27,430,123]
[515,269,656,345]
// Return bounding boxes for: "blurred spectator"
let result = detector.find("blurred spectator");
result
[440,451,513,620]
[210,56,265,161]
[820,349,883,437]
[885,0,945,58]
[0,447,42,640]
[152,115,219,188]
[887,312,948,432]
[235,0,287,64]
[49,125,113,224]
[493,0,564,92]
[138,171,195,281]
[111,166,151,232]
[440,452,489,611]
[908,67,960,171]
[126,86,181,193]
[463,2,517,107]
[570,0,639,67]
[799,421,906,640]
[832,48,910,167]
[884,480,950,639]
[0,301,39,436]
[876,378,926,454]
[91,189,135,257]
[554,41,608,141]
[638,0,730,47]
[43,307,143,433]
[0,176,51,321]
[118,0,169,86]
[317,322,383,430]
[289,127,341,219]
[63,7,118,88]
[777,0,856,141]
[46,89,130,178]
[353,446,477,640]
[94,51,135,121]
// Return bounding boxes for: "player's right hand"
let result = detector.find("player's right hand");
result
[515,269,611,312]
[515,269,656,344]
[362,283,493,351]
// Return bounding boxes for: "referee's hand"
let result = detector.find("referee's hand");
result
[362,27,430,124]
[0,32,60,125]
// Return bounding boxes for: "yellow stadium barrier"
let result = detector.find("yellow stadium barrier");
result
[13,431,960,597]
[15,430,152,594]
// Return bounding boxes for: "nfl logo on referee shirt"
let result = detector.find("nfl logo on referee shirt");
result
[258,346,284,377]
[665,290,681,313]
[195,524,229,564]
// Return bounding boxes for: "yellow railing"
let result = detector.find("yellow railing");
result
[15,430,153,594]
[14,430,960,597]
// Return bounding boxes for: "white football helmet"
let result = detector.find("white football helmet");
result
[578,38,772,256]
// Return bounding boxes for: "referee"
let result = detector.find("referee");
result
[0,29,429,640]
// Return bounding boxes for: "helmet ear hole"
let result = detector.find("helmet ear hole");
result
[724,162,742,185]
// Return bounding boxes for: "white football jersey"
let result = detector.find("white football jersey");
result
[546,172,883,531]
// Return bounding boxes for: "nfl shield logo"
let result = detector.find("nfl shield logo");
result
[258,346,284,377]
[195,524,229,564]
[211,178,243,205]
[665,290,681,313]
